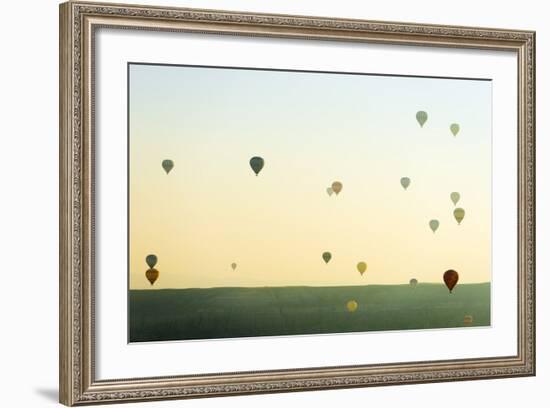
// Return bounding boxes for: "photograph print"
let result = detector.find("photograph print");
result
[128,63,491,343]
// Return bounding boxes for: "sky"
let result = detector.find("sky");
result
[128,63,492,289]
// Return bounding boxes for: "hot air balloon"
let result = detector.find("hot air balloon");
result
[322,252,332,264]
[145,268,159,285]
[162,159,174,174]
[346,300,358,313]
[331,181,343,195]
[357,262,367,275]
[326,187,334,196]
[454,208,465,225]
[450,123,460,137]
[443,269,459,293]
[450,192,460,206]
[463,315,473,325]
[145,254,157,269]
[400,177,411,190]
[429,219,440,233]
[249,156,264,176]
[409,278,418,288]
[231,262,237,271]
[416,111,428,127]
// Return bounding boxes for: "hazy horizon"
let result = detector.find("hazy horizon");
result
[129,63,492,290]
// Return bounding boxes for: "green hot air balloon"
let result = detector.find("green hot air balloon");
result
[162,159,174,174]
[357,262,367,275]
[454,208,466,225]
[331,181,343,195]
[145,254,157,269]
[429,219,440,233]
[450,123,460,137]
[249,156,264,176]
[450,192,460,206]
[231,262,237,271]
[326,187,334,196]
[322,251,332,264]
[400,177,411,190]
[416,111,428,127]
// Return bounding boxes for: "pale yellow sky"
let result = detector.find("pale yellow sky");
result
[129,64,492,289]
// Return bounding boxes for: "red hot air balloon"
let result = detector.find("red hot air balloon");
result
[443,269,459,293]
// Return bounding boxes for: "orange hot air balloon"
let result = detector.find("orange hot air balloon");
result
[443,269,459,293]
[464,315,473,325]
[331,181,343,195]
[146,268,159,285]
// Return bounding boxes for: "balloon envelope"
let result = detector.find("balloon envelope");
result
[464,315,473,325]
[231,262,237,271]
[346,300,358,313]
[331,181,343,195]
[145,254,157,269]
[450,192,460,206]
[409,278,418,288]
[357,262,367,275]
[249,156,264,176]
[400,177,411,190]
[454,208,466,224]
[146,268,159,285]
[429,219,440,233]
[450,123,460,136]
[322,252,332,264]
[162,159,174,174]
[326,187,334,196]
[416,111,428,127]
[443,269,459,293]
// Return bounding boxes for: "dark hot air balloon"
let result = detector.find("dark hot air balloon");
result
[409,278,418,288]
[400,177,411,190]
[146,268,159,285]
[443,269,459,293]
[145,254,157,269]
[162,159,174,174]
[249,156,264,176]
[231,262,237,271]
[322,252,332,264]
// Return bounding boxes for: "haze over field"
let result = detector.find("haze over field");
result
[129,63,492,290]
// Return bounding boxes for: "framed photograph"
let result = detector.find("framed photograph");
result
[59,1,536,405]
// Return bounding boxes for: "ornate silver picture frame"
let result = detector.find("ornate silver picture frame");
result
[59,1,535,405]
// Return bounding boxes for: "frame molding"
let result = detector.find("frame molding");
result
[59,1,535,405]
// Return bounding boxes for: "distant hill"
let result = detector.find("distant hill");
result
[129,283,490,342]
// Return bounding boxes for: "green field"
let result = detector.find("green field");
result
[129,283,490,342]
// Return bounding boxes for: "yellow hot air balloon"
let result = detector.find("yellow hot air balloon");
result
[331,181,343,195]
[464,315,473,325]
[357,262,367,275]
[346,300,358,313]
[454,208,466,225]
[450,123,460,137]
